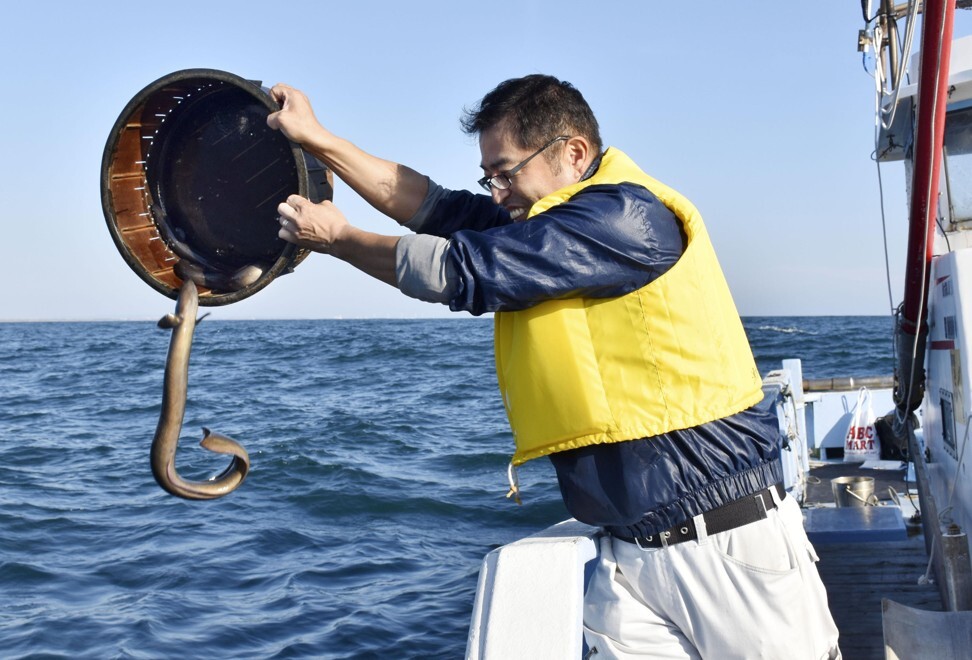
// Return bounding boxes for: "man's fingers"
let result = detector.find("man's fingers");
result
[266,85,295,130]
[277,195,307,219]
[278,216,298,243]
[276,195,327,247]
[277,201,295,219]
[267,86,285,128]
[268,83,291,104]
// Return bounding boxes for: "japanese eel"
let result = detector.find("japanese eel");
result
[150,280,250,499]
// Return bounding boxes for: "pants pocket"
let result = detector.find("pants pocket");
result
[714,511,801,575]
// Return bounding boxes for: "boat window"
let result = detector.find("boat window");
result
[944,108,972,224]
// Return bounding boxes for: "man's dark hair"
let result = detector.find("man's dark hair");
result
[461,75,602,157]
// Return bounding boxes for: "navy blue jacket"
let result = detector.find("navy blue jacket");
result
[412,173,782,536]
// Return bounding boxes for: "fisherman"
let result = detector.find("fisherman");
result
[267,74,840,659]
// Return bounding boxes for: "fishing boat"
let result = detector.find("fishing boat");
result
[466,3,972,658]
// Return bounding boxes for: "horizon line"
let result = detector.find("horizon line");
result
[0,313,896,323]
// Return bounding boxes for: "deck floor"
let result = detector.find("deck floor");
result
[815,537,941,659]
[807,462,942,659]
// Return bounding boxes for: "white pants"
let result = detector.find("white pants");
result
[584,493,840,660]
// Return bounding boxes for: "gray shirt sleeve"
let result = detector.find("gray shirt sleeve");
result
[395,233,457,304]
[395,178,459,304]
[402,178,450,233]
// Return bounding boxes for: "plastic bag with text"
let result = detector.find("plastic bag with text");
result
[844,387,882,462]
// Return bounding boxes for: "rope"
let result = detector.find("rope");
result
[919,413,972,586]
[874,157,897,315]
[941,413,972,523]
[879,0,921,131]
[505,461,521,505]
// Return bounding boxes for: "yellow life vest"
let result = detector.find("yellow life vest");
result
[495,148,762,466]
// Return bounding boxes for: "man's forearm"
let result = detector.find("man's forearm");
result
[267,84,430,225]
[330,226,401,287]
[301,130,429,225]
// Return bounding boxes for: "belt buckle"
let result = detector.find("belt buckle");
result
[755,488,772,518]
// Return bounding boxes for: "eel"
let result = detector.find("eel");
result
[150,280,250,499]
[174,259,266,293]
[153,204,267,293]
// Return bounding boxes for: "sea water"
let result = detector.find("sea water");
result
[0,316,892,658]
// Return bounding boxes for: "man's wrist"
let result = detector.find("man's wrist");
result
[327,223,356,260]
[297,126,339,164]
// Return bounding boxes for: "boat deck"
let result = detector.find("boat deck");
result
[806,461,942,659]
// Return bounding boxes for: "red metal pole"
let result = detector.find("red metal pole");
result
[900,0,956,335]
[893,0,956,418]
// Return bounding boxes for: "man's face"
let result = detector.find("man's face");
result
[479,124,579,222]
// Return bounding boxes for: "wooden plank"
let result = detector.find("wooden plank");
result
[815,537,941,659]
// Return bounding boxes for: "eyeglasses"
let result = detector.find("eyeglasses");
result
[477,135,569,192]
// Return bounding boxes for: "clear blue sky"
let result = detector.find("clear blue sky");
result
[3,2,970,321]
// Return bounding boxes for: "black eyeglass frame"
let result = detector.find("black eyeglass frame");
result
[477,135,569,192]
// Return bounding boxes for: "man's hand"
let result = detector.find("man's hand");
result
[277,195,349,255]
[277,195,400,286]
[266,84,329,147]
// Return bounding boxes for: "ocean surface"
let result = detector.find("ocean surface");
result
[0,315,893,658]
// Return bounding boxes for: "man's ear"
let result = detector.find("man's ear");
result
[564,136,592,180]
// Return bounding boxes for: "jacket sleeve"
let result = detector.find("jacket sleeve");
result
[447,183,686,315]
[406,179,512,236]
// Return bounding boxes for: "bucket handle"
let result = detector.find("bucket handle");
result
[844,484,879,506]
[150,280,250,499]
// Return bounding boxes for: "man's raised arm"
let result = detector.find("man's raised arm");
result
[267,83,429,225]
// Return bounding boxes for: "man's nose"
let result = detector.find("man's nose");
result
[490,186,509,205]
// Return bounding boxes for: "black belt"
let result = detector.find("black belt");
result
[614,483,786,549]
